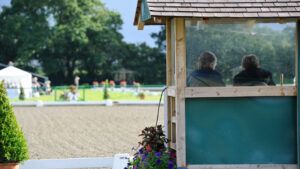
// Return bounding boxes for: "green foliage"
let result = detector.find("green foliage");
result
[0,0,166,85]
[138,125,168,151]
[103,80,109,100]
[121,43,166,84]
[19,86,25,101]
[0,83,29,163]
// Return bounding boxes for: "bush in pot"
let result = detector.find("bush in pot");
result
[0,83,29,169]
[126,125,176,169]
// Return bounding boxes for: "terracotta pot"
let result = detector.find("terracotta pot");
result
[0,163,19,169]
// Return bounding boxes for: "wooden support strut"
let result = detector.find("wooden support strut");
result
[137,15,144,30]
[174,18,187,168]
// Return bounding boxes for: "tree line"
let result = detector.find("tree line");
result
[0,0,166,85]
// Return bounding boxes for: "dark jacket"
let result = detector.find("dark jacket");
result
[187,69,225,87]
[233,68,275,86]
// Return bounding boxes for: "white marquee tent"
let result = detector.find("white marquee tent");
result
[0,66,32,98]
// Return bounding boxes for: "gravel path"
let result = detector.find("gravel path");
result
[14,106,164,159]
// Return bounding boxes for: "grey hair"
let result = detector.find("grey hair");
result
[198,51,217,70]
[242,54,259,70]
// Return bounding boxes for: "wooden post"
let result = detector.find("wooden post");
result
[165,18,172,145]
[175,18,187,168]
[166,18,172,86]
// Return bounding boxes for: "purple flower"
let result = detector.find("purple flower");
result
[142,154,147,161]
[133,166,138,169]
[156,159,162,165]
[168,160,174,169]
[138,148,143,154]
[155,152,161,158]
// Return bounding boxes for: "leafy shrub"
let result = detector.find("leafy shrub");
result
[103,80,110,100]
[137,92,145,100]
[126,125,176,169]
[19,86,25,100]
[0,82,29,163]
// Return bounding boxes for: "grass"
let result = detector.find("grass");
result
[10,88,161,102]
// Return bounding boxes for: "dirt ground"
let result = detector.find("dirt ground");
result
[14,106,164,159]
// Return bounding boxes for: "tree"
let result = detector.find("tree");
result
[0,0,167,85]
[0,0,50,71]
[39,0,124,84]
[121,43,166,84]
[151,26,166,52]
[0,82,29,163]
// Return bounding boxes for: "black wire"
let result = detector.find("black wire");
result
[156,86,168,127]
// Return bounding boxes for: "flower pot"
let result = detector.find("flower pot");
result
[105,99,113,106]
[0,163,19,169]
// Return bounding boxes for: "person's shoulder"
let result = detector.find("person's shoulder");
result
[257,68,272,75]
[212,70,222,76]
[234,70,246,78]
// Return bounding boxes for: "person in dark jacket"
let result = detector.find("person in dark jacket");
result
[233,54,275,86]
[187,51,225,87]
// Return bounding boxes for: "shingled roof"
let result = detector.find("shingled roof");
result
[134,0,300,25]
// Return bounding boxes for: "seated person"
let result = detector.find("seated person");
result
[68,85,79,101]
[233,54,275,86]
[187,51,225,87]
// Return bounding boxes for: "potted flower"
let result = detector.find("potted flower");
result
[120,80,127,88]
[109,80,115,88]
[126,125,176,169]
[100,81,106,87]
[0,82,29,169]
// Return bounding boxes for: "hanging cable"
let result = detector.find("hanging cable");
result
[156,86,168,127]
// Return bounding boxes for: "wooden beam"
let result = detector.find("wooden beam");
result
[175,18,187,168]
[186,17,297,25]
[166,18,172,86]
[185,86,296,98]
[167,86,176,97]
[137,15,144,30]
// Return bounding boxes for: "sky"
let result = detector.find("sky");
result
[0,0,160,47]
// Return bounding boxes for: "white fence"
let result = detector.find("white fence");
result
[20,154,129,169]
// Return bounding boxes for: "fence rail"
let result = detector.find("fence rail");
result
[20,154,129,169]
[7,85,164,102]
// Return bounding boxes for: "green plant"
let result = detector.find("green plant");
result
[127,125,176,169]
[139,125,167,151]
[19,86,25,101]
[103,80,110,100]
[137,92,145,100]
[0,83,29,163]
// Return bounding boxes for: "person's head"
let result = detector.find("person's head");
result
[69,85,77,94]
[242,54,259,70]
[198,51,217,70]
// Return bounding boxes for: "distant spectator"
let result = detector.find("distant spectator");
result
[74,76,80,89]
[68,85,79,101]
[45,80,52,95]
[32,77,41,97]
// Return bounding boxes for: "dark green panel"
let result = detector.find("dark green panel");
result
[297,20,300,169]
[186,97,297,164]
